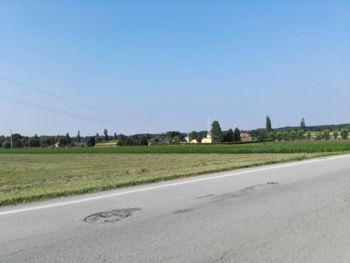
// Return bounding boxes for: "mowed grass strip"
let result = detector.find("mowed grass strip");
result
[0,153,326,206]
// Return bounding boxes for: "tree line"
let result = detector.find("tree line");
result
[1,117,349,148]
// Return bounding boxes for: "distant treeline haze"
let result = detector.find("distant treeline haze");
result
[1,121,349,148]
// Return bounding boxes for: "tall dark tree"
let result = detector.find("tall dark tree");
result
[103,129,109,141]
[211,121,222,143]
[65,133,72,145]
[114,132,118,140]
[266,115,272,132]
[223,129,234,142]
[77,130,81,142]
[234,128,241,141]
[300,118,306,130]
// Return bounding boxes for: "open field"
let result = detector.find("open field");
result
[1,140,350,154]
[0,153,329,206]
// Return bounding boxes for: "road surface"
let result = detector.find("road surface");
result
[1,154,350,262]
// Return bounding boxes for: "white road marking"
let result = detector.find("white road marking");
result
[0,154,349,216]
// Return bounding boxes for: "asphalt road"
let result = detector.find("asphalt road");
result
[1,154,350,263]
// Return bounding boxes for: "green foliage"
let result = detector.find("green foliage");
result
[234,128,241,141]
[211,121,223,143]
[77,130,81,142]
[333,131,339,140]
[341,129,349,140]
[103,129,109,141]
[289,130,297,141]
[323,130,330,140]
[86,137,96,147]
[29,134,40,148]
[223,129,234,142]
[307,132,312,140]
[257,131,267,142]
[190,131,199,141]
[276,132,283,141]
[301,118,306,130]
[266,116,272,132]
[2,141,11,149]
[268,132,276,141]
[117,134,132,146]
[315,133,322,140]
[296,130,304,140]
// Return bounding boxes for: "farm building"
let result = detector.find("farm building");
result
[240,132,252,142]
[201,133,212,144]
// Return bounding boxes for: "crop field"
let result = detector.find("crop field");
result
[1,140,350,154]
[0,152,329,206]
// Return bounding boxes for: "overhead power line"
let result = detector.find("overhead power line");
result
[0,76,165,128]
[0,94,124,127]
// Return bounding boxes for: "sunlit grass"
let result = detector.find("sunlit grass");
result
[0,153,329,206]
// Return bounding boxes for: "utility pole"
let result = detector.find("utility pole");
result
[10,130,13,150]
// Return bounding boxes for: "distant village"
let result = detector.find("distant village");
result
[0,117,349,149]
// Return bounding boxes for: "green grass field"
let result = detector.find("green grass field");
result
[1,140,350,154]
[0,152,329,206]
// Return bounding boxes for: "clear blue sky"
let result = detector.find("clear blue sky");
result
[0,0,349,136]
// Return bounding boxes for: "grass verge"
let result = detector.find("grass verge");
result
[0,152,339,206]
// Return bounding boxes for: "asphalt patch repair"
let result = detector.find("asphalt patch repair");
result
[84,208,141,223]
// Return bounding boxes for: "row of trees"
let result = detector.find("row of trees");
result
[0,129,117,148]
[1,118,349,148]
[256,129,349,142]
[0,133,74,149]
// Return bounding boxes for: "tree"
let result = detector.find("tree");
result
[190,131,199,141]
[233,128,241,141]
[103,129,109,141]
[65,133,72,146]
[268,131,276,141]
[257,131,267,142]
[40,136,54,147]
[341,129,349,140]
[211,121,222,143]
[300,118,306,131]
[307,132,312,140]
[77,130,81,142]
[117,134,133,146]
[276,132,283,141]
[333,131,339,140]
[114,132,118,140]
[86,136,96,147]
[323,130,330,140]
[266,116,272,132]
[223,129,234,142]
[289,130,297,141]
[315,133,322,140]
[29,134,40,147]
[296,130,304,140]
[2,141,11,149]
[11,134,24,148]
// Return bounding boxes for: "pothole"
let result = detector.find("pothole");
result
[84,208,141,224]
